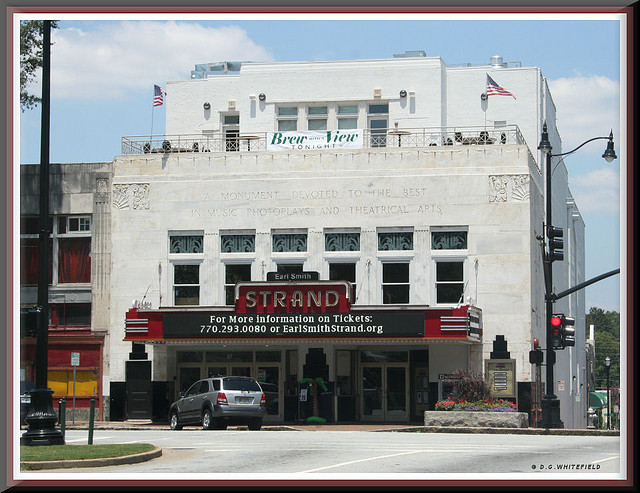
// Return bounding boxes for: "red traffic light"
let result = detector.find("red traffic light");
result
[550,315,563,327]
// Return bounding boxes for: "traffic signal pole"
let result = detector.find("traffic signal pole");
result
[541,145,562,428]
[537,123,617,429]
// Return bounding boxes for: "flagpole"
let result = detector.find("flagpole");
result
[150,89,155,147]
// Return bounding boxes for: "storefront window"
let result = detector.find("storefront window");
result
[360,351,408,363]
[206,351,253,363]
[177,351,203,363]
[256,351,282,362]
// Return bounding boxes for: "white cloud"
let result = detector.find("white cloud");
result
[570,167,620,214]
[548,75,620,157]
[48,21,274,99]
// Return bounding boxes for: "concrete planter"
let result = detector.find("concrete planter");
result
[424,411,528,428]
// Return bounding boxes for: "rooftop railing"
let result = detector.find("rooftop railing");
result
[121,125,529,156]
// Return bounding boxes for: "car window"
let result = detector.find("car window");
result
[199,380,211,394]
[223,378,261,391]
[185,381,201,397]
[212,380,221,391]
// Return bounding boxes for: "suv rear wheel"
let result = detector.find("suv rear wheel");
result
[170,411,182,430]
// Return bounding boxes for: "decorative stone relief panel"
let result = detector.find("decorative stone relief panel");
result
[112,183,150,210]
[488,175,530,203]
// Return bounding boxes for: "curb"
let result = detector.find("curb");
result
[377,426,620,436]
[20,445,162,470]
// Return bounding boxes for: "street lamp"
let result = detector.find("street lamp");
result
[537,122,616,429]
[20,20,64,446]
[605,356,611,430]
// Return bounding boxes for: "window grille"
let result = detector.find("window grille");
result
[378,232,413,251]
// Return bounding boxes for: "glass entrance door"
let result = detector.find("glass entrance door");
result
[257,364,281,421]
[361,364,408,421]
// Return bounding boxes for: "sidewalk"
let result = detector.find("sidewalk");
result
[51,420,621,436]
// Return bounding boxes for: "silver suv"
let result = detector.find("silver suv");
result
[169,376,266,430]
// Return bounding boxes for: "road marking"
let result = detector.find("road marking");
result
[299,450,425,473]
[591,456,620,464]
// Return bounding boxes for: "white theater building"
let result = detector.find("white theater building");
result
[101,52,587,427]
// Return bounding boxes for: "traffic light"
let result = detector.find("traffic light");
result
[547,226,564,262]
[529,348,544,365]
[550,314,576,349]
[20,306,40,337]
[561,316,576,347]
[550,314,563,349]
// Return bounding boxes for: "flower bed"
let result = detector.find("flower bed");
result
[434,399,517,412]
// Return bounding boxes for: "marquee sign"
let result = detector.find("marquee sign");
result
[235,281,352,313]
[162,310,425,339]
[267,130,363,151]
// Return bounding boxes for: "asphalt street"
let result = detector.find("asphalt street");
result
[19,428,623,479]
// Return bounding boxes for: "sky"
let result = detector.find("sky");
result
[15,12,625,313]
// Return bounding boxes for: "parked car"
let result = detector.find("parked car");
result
[20,381,35,426]
[169,376,266,430]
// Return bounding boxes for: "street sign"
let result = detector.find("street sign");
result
[71,352,80,366]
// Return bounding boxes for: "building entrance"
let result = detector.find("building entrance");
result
[359,349,409,422]
[361,364,408,421]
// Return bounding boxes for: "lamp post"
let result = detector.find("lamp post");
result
[537,122,616,429]
[605,356,611,430]
[20,20,65,446]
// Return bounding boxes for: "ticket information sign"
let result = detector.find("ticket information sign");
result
[163,311,425,339]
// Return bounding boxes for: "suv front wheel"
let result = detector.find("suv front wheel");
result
[169,411,182,430]
[202,408,213,430]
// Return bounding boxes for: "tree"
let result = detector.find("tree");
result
[20,20,58,111]
[586,306,620,392]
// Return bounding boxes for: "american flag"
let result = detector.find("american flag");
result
[486,74,516,99]
[153,84,166,106]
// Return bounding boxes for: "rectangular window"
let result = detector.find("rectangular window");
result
[58,215,91,234]
[58,237,91,283]
[174,264,200,305]
[325,232,360,252]
[20,238,52,284]
[277,264,304,275]
[368,103,389,114]
[307,106,327,131]
[378,232,413,251]
[277,107,298,131]
[272,233,307,252]
[329,263,356,302]
[338,105,358,130]
[170,235,204,254]
[51,303,91,327]
[382,263,410,304]
[435,261,464,304]
[431,231,467,250]
[221,234,255,253]
[225,264,252,305]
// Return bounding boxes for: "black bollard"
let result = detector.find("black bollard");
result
[88,396,95,445]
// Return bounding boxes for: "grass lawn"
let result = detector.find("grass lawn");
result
[21,443,155,463]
